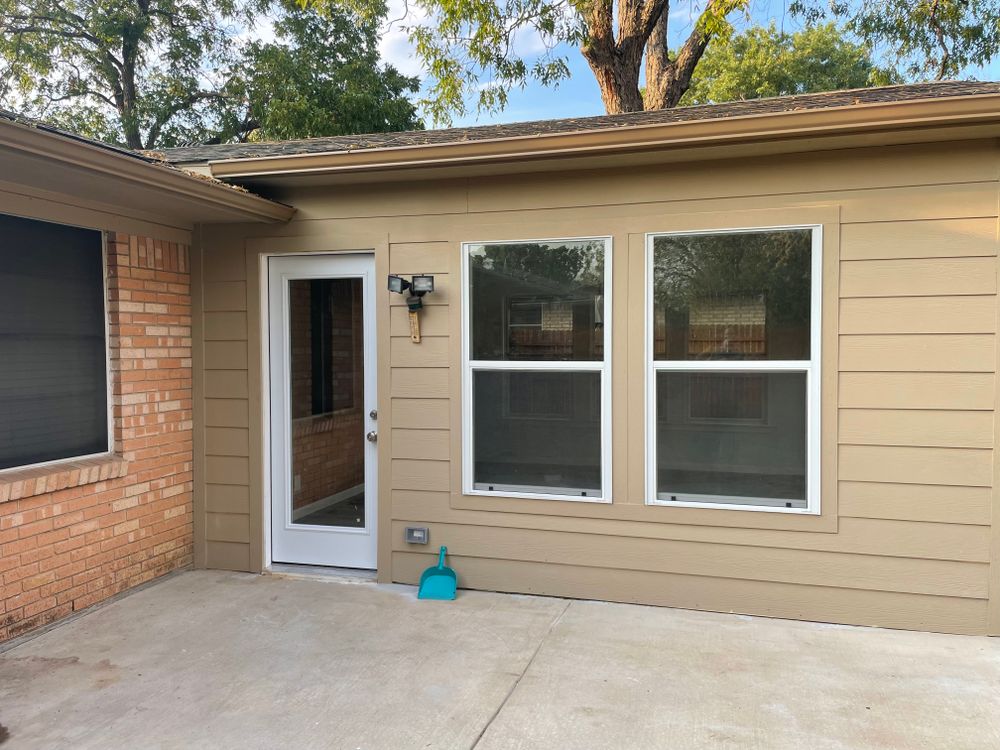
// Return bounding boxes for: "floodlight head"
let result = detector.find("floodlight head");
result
[387,275,411,294]
[411,274,435,294]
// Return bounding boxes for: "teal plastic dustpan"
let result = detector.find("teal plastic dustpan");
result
[418,546,457,600]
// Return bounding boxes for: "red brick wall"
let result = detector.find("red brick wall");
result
[0,232,193,642]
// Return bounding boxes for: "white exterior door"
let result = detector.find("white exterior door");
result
[267,253,377,568]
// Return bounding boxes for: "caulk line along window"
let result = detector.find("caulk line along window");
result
[462,237,612,502]
[647,226,822,513]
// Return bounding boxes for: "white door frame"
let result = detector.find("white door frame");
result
[264,252,378,569]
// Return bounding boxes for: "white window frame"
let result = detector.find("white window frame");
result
[462,236,613,503]
[645,225,822,514]
[0,227,113,475]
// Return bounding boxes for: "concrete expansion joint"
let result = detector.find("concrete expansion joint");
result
[469,599,573,750]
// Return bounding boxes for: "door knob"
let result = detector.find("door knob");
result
[366,431,378,443]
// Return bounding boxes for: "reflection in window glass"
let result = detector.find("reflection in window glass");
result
[474,371,601,497]
[652,230,812,361]
[469,240,605,361]
[656,372,807,509]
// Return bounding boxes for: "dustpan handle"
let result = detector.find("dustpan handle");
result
[438,546,447,569]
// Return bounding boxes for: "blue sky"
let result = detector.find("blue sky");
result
[374,0,1000,127]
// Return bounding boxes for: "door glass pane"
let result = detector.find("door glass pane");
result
[473,370,601,496]
[469,240,605,361]
[287,278,365,527]
[655,371,807,508]
[652,229,812,361]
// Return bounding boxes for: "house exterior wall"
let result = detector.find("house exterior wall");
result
[1,230,193,642]
[194,138,1000,635]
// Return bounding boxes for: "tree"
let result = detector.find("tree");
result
[212,2,421,142]
[682,23,898,106]
[0,0,421,148]
[307,0,752,120]
[792,0,1000,81]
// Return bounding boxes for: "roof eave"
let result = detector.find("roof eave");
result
[0,117,295,223]
[205,93,1000,179]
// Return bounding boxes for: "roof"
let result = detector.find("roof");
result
[160,81,1000,165]
[0,108,295,223]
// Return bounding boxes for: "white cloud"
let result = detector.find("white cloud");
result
[378,0,427,77]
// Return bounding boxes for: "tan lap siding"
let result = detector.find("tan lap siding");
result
[197,232,253,571]
[192,140,999,633]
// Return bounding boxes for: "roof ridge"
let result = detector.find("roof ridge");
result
[158,80,1000,164]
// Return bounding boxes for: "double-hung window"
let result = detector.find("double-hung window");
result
[647,226,821,513]
[463,237,612,501]
[0,212,110,471]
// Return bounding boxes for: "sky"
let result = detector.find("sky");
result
[373,0,1000,128]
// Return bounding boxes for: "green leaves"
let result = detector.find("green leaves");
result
[682,22,899,106]
[793,0,1000,80]
[0,0,421,147]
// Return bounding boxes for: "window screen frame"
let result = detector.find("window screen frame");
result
[645,225,822,514]
[461,236,613,503]
[0,222,113,474]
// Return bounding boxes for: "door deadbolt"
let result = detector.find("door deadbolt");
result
[369,409,378,420]
[366,431,378,443]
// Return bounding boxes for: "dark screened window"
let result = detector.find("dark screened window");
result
[0,213,109,470]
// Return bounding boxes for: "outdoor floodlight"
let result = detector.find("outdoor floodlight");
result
[387,274,436,344]
[387,274,411,294]
[411,274,435,294]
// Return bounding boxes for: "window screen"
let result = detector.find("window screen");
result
[0,213,109,470]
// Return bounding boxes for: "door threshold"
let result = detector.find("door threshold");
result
[267,563,377,584]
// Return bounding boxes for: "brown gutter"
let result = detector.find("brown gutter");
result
[207,93,1000,179]
[0,117,295,222]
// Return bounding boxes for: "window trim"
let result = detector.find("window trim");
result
[644,225,822,514]
[0,226,113,476]
[461,236,613,503]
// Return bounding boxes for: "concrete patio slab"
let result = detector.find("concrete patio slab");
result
[1,570,998,750]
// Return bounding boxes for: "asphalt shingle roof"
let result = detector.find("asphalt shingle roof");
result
[158,81,1000,165]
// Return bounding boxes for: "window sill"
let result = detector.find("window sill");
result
[0,454,128,503]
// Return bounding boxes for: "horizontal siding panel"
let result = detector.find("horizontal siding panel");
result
[205,398,249,428]
[838,409,993,448]
[204,370,249,399]
[839,482,990,526]
[839,445,993,487]
[388,273,452,306]
[839,184,998,225]
[389,305,450,337]
[391,553,989,634]
[840,218,997,260]
[390,522,987,598]
[840,257,996,298]
[206,512,250,544]
[839,334,995,372]
[205,456,250,485]
[390,336,449,367]
[203,281,247,312]
[838,373,994,410]
[389,242,453,273]
[204,341,248,370]
[391,429,450,460]
[205,427,250,456]
[204,483,251,514]
[392,491,990,561]
[839,296,995,334]
[391,398,451,429]
[203,311,248,341]
[202,244,246,282]
[205,540,251,571]
[391,459,450,492]
[391,368,450,399]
